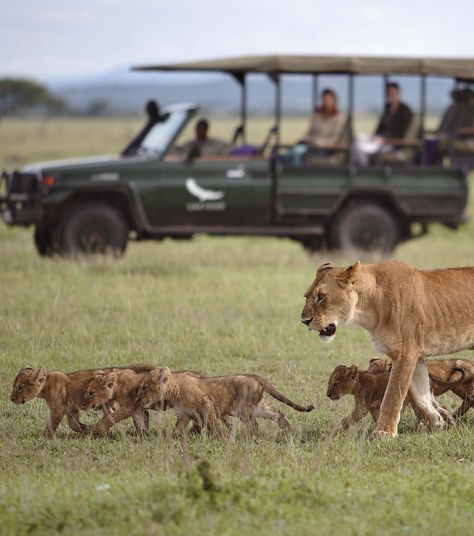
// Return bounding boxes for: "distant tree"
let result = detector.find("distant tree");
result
[0,78,67,117]
[86,98,111,116]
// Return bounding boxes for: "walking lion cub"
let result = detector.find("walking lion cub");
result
[10,364,155,438]
[136,368,315,436]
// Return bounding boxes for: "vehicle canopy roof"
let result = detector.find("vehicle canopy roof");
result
[133,54,474,81]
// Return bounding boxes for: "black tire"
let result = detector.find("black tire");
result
[34,224,55,257]
[329,203,399,254]
[299,235,325,253]
[58,203,129,257]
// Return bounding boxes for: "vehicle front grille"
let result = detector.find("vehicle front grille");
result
[8,172,39,195]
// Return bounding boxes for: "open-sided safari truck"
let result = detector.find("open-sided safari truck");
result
[1,55,472,257]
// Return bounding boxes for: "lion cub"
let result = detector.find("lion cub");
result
[10,364,156,438]
[136,368,315,437]
[369,357,473,419]
[326,365,396,431]
[85,369,203,436]
[10,367,113,438]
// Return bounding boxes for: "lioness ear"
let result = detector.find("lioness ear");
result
[337,261,361,287]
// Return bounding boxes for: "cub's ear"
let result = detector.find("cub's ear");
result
[316,262,335,279]
[105,372,117,389]
[34,368,48,383]
[349,365,359,379]
[337,261,361,287]
[158,367,171,384]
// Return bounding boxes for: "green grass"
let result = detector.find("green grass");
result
[0,118,473,535]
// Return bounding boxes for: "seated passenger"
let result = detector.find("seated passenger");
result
[122,100,166,156]
[179,119,230,159]
[354,83,416,165]
[374,82,413,141]
[304,89,347,152]
[425,88,474,163]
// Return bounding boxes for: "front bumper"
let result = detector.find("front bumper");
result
[0,171,42,226]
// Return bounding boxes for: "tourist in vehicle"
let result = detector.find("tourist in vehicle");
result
[180,118,230,159]
[425,88,474,163]
[285,89,348,166]
[375,82,413,140]
[304,89,347,150]
[353,82,414,165]
[121,100,167,156]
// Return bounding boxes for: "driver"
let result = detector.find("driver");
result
[122,100,167,156]
[180,118,230,159]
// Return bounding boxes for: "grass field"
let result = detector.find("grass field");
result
[0,118,473,535]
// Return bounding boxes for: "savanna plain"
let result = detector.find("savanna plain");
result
[0,117,473,535]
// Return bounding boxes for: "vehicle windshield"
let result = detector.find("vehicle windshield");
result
[138,110,188,155]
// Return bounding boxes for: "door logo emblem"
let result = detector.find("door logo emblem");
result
[185,178,226,212]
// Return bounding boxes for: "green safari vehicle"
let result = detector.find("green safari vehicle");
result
[1,55,472,257]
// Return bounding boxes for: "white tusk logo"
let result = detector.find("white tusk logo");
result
[185,178,224,202]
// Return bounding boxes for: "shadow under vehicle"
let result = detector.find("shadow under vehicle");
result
[1,55,473,257]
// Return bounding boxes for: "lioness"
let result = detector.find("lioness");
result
[301,260,474,437]
[136,368,315,436]
[87,369,204,436]
[10,364,155,438]
[369,357,473,419]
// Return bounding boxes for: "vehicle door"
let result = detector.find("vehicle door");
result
[147,157,272,227]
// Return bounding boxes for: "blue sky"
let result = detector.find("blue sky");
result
[1,0,473,80]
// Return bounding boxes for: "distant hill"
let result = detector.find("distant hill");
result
[48,66,455,116]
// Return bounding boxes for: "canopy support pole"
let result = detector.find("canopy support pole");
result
[312,74,319,110]
[420,74,427,163]
[348,74,355,163]
[383,74,389,106]
[231,72,247,144]
[267,73,281,147]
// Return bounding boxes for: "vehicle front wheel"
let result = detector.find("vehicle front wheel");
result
[34,224,56,257]
[329,203,399,255]
[58,203,129,257]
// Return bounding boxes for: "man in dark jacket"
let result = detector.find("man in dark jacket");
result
[375,82,413,139]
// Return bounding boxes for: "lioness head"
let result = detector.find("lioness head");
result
[136,367,171,408]
[301,261,361,342]
[83,371,116,410]
[10,367,47,404]
[326,365,359,400]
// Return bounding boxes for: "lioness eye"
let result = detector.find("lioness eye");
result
[17,386,23,392]
[316,293,326,304]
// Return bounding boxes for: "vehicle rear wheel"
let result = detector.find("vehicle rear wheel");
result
[58,203,129,257]
[299,235,325,253]
[329,203,399,254]
[34,224,55,257]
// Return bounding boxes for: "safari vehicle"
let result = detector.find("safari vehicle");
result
[1,55,472,257]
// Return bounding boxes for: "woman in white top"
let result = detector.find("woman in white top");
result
[304,89,347,149]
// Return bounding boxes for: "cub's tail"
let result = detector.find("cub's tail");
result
[248,375,314,412]
[429,367,465,388]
